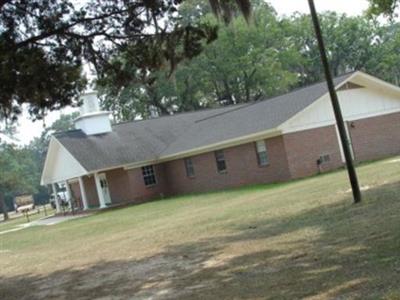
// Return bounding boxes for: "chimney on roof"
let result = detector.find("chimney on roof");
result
[74,91,112,135]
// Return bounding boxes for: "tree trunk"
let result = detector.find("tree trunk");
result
[243,69,256,103]
[223,80,234,105]
[146,86,169,116]
[0,192,9,221]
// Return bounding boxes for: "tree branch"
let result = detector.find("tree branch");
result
[0,0,11,11]
[14,8,131,49]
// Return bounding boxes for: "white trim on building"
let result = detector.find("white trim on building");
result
[41,137,88,185]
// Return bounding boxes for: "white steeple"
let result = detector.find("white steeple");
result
[74,91,112,135]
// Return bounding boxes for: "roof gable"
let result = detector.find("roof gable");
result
[41,137,88,185]
[280,71,400,133]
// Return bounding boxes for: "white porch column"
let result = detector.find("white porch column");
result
[65,181,73,209]
[78,177,89,210]
[94,173,107,209]
[51,183,61,213]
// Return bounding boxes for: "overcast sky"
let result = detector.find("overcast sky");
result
[269,0,369,16]
[15,0,371,145]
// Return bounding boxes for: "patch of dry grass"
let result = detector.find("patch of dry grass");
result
[1,157,400,299]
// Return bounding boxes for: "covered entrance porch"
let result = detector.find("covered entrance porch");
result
[49,172,112,214]
[40,137,115,214]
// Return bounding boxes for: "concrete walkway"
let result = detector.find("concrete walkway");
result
[0,214,90,235]
[30,215,89,226]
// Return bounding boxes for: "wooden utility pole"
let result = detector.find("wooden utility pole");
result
[307,0,362,203]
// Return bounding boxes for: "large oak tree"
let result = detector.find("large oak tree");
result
[0,0,250,123]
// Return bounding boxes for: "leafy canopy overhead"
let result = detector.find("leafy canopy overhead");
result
[98,1,400,121]
[368,0,400,16]
[0,0,250,121]
[98,2,295,120]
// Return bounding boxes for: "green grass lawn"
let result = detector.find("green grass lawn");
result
[1,157,400,300]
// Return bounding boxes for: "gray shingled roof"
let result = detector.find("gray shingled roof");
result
[55,73,354,172]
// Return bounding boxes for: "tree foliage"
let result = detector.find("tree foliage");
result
[98,2,296,118]
[0,145,37,195]
[0,0,250,122]
[0,143,38,219]
[368,0,399,16]
[283,12,381,86]
[0,112,78,219]
[0,1,87,121]
[2,0,397,124]
[188,5,298,105]
[98,3,400,121]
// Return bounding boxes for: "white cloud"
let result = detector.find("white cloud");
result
[15,105,78,146]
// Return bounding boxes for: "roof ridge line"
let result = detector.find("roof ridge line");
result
[195,102,254,123]
[194,71,356,124]
[111,104,246,127]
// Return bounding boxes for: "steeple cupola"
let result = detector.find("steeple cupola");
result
[74,92,112,135]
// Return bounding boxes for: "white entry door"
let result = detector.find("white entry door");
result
[98,173,112,205]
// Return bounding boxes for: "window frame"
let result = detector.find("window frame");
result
[255,140,269,167]
[214,150,227,173]
[142,165,157,187]
[184,157,195,178]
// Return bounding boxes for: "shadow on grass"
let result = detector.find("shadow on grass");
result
[1,182,400,300]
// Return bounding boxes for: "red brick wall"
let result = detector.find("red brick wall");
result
[348,112,400,162]
[164,136,291,195]
[82,176,99,208]
[69,181,83,209]
[72,166,167,208]
[283,125,343,179]
[102,166,167,204]
[104,168,134,204]
[125,164,168,202]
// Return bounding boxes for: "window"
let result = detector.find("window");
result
[255,140,269,166]
[319,154,331,163]
[142,165,157,186]
[184,158,195,178]
[215,150,227,173]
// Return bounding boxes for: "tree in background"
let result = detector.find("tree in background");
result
[28,112,80,204]
[0,144,37,220]
[98,1,298,119]
[98,2,400,122]
[2,0,397,124]
[368,0,400,16]
[184,3,298,105]
[285,12,380,86]
[0,112,79,220]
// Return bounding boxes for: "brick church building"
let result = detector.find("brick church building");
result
[41,71,400,211]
